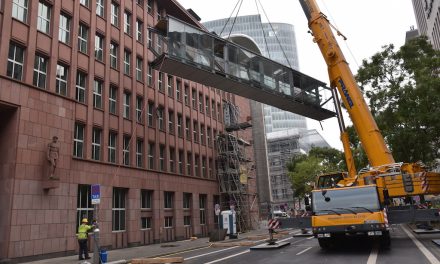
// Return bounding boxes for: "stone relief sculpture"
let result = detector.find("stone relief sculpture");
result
[47,136,59,180]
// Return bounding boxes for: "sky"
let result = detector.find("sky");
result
[177,0,418,150]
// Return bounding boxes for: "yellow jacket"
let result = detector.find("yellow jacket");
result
[77,224,92,240]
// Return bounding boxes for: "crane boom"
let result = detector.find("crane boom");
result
[299,0,394,167]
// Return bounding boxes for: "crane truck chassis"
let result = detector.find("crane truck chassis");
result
[278,0,440,249]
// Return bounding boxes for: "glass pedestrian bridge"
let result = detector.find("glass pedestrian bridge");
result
[150,17,335,121]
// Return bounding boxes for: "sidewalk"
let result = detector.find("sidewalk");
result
[26,228,272,264]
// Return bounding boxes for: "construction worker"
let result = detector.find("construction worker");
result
[77,218,93,260]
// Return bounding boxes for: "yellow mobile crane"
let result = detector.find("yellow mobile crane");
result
[280,0,440,249]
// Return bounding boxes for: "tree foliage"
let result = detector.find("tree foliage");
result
[287,147,346,198]
[354,36,440,163]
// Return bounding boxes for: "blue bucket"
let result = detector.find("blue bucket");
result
[99,249,108,263]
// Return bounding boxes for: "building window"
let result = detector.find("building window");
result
[136,139,143,167]
[136,57,143,81]
[123,92,130,119]
[198,93,203,112]
[202,157,207,177]
[136,96,143,123]
[110,42,118,69]
[176,79,181,101]
[141,217,152,229]
[184,215,191,226]
[184,85,189,105]
[124,50,131,75]
[207,127,211,147]
[123,135,130,165]
[147,30,152,48]
[164,191,173,209]
[73,123,84,158]
[217,103,221,120]
[75,72,86,103]
[205,97,210,114]
[164,216,173,228]
[56,64,68,96]
[33,55,47,89]
[112,188,126,231]
[209,158,213,178]
[136,19,143,42]
[178,150,183,174]
[92,127,101,160]
[109,85,117,114]
[193,121,198,142]
[177,114,183,137]
[159,145,165,171]
[111,2,119,26]
[124,11,131,35]
[183,193,191,209]
[96,0,104,17]
[186,152,191,175]
[199,194,206,225]
[37,2,51,34]
[77,185,93,228]
[211,100,216,118]
[59,14,71,44]
[78,24,88,54]
[157,107,164,130]
[158,72,164,92]
[191,89,196,109]
[168,110,174,134]
[93,79,103,108]
[95,34,104,61]
[148,142,154,169]
[141,189,152,209]
[194,155,199,177]
[12,0,28,23]
[80,0,89,7]
[200,125,205,145]
[147,0,153,14]
[147,65,153,86]
[169,147,175,173]
[147,102,154,127]
[167,75,173,97]
[108,132,117,163]
[185,117,190,139]
[7,43,24,80]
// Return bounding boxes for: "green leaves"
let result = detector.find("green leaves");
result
[354,36,440,163]
[288,147,346,198]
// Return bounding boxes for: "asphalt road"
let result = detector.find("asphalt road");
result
[164,225,440,264]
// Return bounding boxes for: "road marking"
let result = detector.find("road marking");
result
[184,246,240,260]
[204,249,250,264]
[401,225,440,264]
[296,247,312,255]
[367,245,378,264]
[307,236,314,239]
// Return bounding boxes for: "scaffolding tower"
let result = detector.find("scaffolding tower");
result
[216,101,253,233]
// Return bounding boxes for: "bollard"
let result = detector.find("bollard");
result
[93,228,100,264]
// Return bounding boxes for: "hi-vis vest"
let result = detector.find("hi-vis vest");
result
[77,224,92,240]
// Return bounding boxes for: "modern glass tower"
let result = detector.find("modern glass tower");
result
[204,15,308,133]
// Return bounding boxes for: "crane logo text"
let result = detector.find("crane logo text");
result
[338,79,354,108]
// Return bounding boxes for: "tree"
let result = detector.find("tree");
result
[355,36,440,163]
[287,147,346,198]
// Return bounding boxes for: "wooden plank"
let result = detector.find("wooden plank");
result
[130,257,184,264]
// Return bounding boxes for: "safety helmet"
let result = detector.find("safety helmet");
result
[82,218,88,223]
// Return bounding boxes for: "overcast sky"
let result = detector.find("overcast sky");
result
[177,0,417,150]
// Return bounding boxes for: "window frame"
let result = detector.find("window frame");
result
[55,63,68,96]
[109,85,118,115]
[136,138,143,168]
[33,54,48,89]
[91,127,102,161]
[78,24,89,54]
[112,188,126,231]
[122,135,130,166]
[110,2,119,26]
[7,43,24,80]
[59,13,71,44]
[109,42,118,69]
[73,123,85,158]
[108,131,117,163]
[96,0,105,17]
[95,34,104,61]
[93,79,103,109]
[75,71,87,103]
[12,0,29,23]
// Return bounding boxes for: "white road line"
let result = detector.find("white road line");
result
[296,247,312,255]
[401,225,440,264]
[307,236,314,239]
[184,246,240,260]
[204,250,250,264]
[367,245,378,264]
